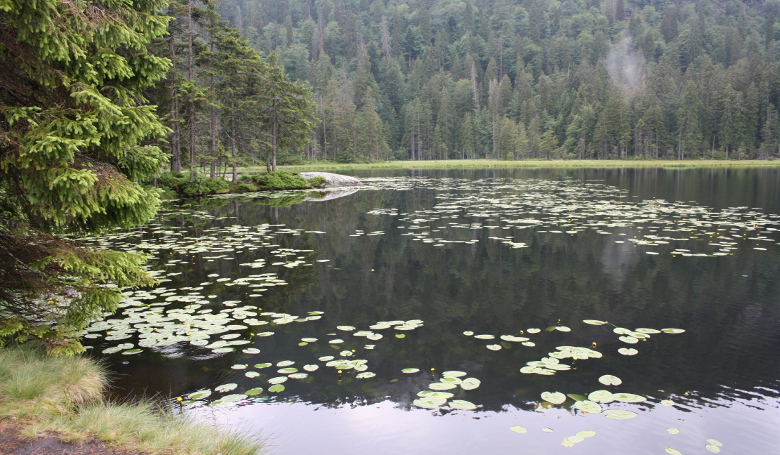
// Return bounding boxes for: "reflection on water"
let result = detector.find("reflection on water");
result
[88,168,780,454]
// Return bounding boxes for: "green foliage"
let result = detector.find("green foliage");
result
[0,0,170,353]
[308,176,326,188]
[157,172,230,196]
[251,171,312,189]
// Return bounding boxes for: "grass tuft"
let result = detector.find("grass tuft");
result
[0,344,263,454]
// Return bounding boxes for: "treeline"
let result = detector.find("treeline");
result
[202,0,780,162]
[149,0,316,176]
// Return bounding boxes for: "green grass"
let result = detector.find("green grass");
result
[0,344,263,455]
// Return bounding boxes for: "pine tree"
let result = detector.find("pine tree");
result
[0,0,170,353]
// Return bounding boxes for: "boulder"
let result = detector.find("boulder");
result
[300,172,363,188]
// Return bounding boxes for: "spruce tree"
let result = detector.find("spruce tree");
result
[0,0,170,353]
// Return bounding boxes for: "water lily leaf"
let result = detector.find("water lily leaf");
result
[356,372,376,379]
[618,348,639,355]
[440,377,462,384]
[705,444,721,453]
[442,370,467,378]
[187,390,211,400]
[429,382,457,391]
[448,400,477,410]
[245,371,260,378]
[598,375,622,386]
[402,368,420,374]
[461,378,481,390]
[303,364,319,372]
[613,393,646,403]
[267,376,288,384]
[246,388,264,396]
[661,400,675,406]
[555,326,571,332]
[462,331,474,336]
[509,426,527,434]
[576,431,596,438]
[527,328,541,334]
[215,383,237,393]
[417,391,454,399]
[574,400,602,414]
[662,328,686,334]
[566,394,587,402]
[413,397,446,409]
[583,320,608,325]
[242,348,260,354]
[268,384,285,393]
[667,428,680,434]
[588,390,614,403]
[336,325,355,331]
[474,334,495,340]
[603,410,638,420]
[486,344,502,351]
[542,428,554,433]
[541,391,566,404]
[254,363,272,369]
[277,360,294,367]
[122,349,142,355]
[221,394,247,402]
[231,364,247,370]
[318,356,334,362]
[706,439,723,447]
[288,373,308,380]
[278,367,298,374]
[664,449,682,455]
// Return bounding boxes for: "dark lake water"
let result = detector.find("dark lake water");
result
[85,167,780,455]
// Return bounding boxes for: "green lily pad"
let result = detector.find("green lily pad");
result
[664,449,682,455]
[417,391,454,399]
[461,378,481,390]
[509,426,527,434]
[576,430,596,438]
[705,444,721,453]
[588,390,614,403]
[246,388,264,396]
[267,376,288,384]
[613,393,646,403]
[662,328,686,334]
[268,384,285,393]
[402,368,420,374]
[661,399,675,406]
[541,391,566,404]
[706,439,723,447]
[603,409,638,420]
[448,400,477,410]
[667,428,680,434]
[254,363,272,369]
[303,364,319,372]
[413,397,446,409]
[583,320,608,325]
[187,390,211,400]
[618,347,639,355]
[574,400,602,413]
[598,375,622,386]
[566,394,587,402]
[214,383,237,393]
[442,370,467,378]
[278,367,298,374]
[356,372,376,379]
[429,382,457,390]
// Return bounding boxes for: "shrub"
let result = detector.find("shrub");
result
[307,176,326,187]
[251,171,311,190]
[156,173,229,196]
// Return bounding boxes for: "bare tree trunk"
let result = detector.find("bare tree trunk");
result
[231,100,238,183]
[169,34,181,172]
[187,0,197,173]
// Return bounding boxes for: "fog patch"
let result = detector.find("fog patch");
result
[606,34,645,99]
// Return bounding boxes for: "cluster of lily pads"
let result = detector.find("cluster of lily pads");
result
[170,317,427,408]
[363,177,778,256]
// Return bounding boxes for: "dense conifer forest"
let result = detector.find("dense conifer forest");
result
[158,0,780,165]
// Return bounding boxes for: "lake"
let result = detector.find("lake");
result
[83,167,780,455]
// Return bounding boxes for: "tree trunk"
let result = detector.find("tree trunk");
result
[169,34,181,172]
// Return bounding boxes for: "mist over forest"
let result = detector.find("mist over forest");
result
[159,0,780,165]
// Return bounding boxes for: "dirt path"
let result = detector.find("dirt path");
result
[0,421,144,455]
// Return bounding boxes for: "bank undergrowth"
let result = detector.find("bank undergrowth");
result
[0,345,262,455]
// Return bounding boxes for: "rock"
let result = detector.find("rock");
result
[300,172,362,188]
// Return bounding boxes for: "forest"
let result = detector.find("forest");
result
[152,0,780,167]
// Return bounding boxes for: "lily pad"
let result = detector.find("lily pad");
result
[588,390,615,403]
[268,384,285,393]
[187,390,211,400]
[448,400,477,410]
[662,328,686,334]
[664,449,682,455]
[603,409,638,420]
[402,368,420,374]
[574,400,602,414]
[246,387,264,396]
[509,426,527,434]
[429,382,457,391]
[460,378,481,390]
[214,383,237,393]
[598,375,623,386]
[613,393,646,403]
[413,397,446,409]
[618,347,639,356]
[541,391,566,404]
